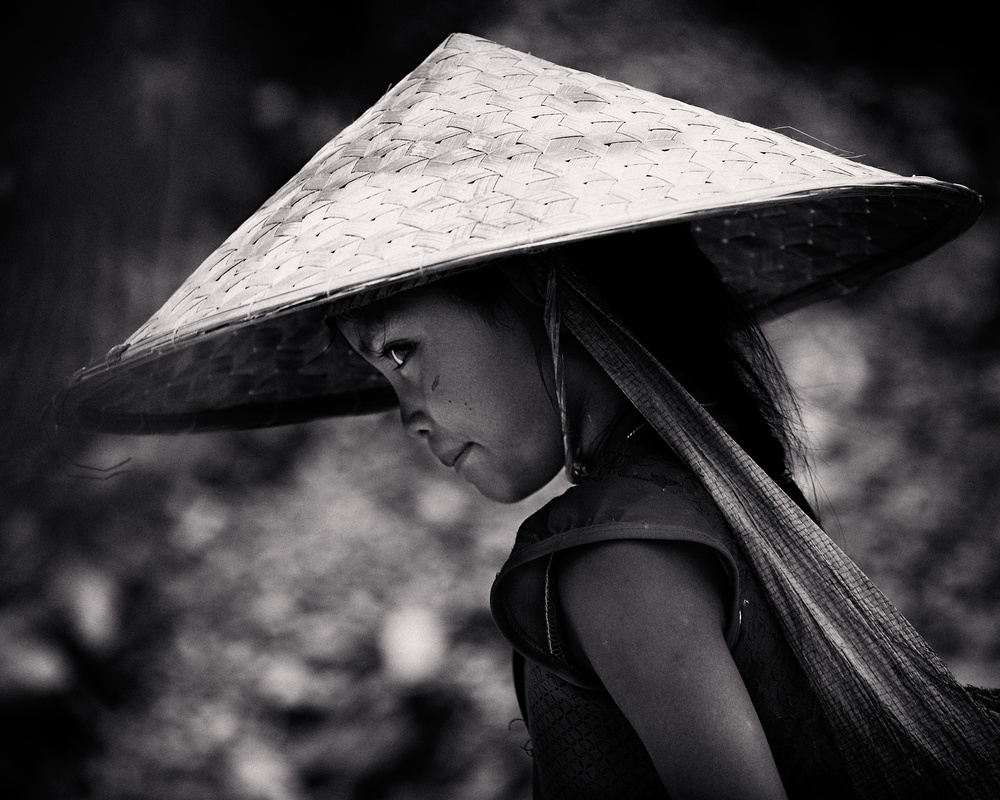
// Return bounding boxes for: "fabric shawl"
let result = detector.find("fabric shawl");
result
[544,265,1000,798]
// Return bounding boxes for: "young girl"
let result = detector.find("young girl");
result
[57,34,999,798]
[335,232,838,798]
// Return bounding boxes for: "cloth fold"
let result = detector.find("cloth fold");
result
[542,264,1000,798]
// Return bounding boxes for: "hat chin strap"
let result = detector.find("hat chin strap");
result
[542,268,581,483]
[546,265,1000,798]
[504,258,582,482]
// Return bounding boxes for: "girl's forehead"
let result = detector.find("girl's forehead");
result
[336,287,458,347]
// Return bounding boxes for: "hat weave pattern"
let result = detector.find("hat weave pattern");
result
[56,33,980,433]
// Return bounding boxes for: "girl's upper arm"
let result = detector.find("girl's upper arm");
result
[555,537,789,800]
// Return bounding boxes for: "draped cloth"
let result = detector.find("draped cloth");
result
[539,264,1000,798]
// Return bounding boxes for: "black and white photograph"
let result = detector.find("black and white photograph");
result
[2,2,998,798]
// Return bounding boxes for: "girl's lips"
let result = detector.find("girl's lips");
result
[452,443,472,471]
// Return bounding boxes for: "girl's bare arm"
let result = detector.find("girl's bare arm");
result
[556,538,789,800]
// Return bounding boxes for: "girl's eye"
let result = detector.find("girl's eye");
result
[384,344,412,367]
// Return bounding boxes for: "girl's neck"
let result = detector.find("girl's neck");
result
[563,343,641,476]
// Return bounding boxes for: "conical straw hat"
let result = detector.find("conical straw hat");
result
[56,33,981,434]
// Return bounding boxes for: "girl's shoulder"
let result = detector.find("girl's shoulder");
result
[521,428,734,555]
[490,430,743,687]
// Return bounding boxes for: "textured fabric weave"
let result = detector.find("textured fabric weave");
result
[521,657,666,799]
[549,266,1000,798]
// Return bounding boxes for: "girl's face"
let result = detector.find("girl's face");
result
[337,286,565,503]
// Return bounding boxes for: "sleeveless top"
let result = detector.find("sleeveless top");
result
[490,428,857,799]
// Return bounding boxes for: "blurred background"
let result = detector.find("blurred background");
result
[2,1,998,798]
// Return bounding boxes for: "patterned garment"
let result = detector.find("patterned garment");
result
[492,427,856,799]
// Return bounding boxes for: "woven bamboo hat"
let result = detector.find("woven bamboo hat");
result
[56,33,981,434]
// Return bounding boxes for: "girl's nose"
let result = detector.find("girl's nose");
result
[399,401,431,439]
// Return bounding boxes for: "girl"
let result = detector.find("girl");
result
[57,34,1000,799]
[335,232,836,798]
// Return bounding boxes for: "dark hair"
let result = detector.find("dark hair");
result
[567,225,816,521]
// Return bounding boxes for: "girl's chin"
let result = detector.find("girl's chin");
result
[471,481,533,504]
[461,462,560,505]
